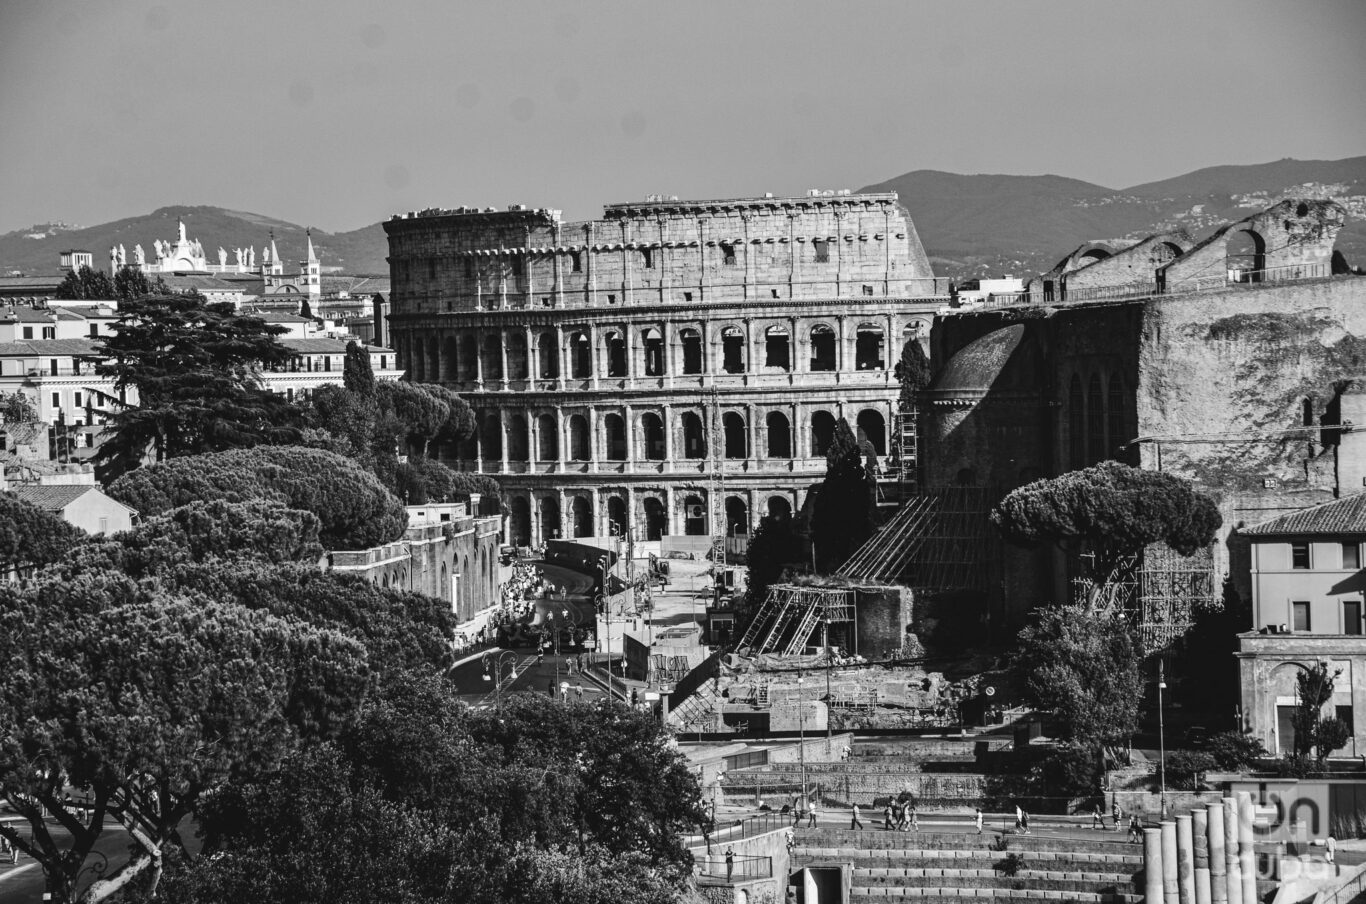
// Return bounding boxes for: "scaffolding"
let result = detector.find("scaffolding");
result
[891,403,919,488]
[734,585,857,656]
[1070,543,1217,653]
[837,485,995,591]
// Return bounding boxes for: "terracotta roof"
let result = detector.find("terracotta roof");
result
[280,338,352,353]
[260,313,311,322]
[0,338,101,357]
[8,484,97,511]
[1242,493,1366,537]
[0,307,56,323]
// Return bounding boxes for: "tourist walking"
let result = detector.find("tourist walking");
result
[850,803,863,830]
[1021,810,1030,835]
[884,803,893,831]
[909,805,919,832]
[725,847,735,882]
[1128,815,1143,843]
[1092,804,1105,830]
[1014,805,1024,833]
[1327,834,1337,864]
[807,798,819,828]
[784,827,795,855]
[1113,801,1123,832]
[975,807,984,834]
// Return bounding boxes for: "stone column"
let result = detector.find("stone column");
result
[474,330,485,388]
[1162,821,1178,904]
[1176,814,1194,904]
[555,325,567,389]
[663,404,675,468]
[1223,797,1242,904]
[499,410,509,474]
[499,330,510,389]
[1145,827,1166,904]
[589,406,600,474]
[588,323,600,390]
[527,412,539,472]
[1237,793,1255,904]
[555,489,567,541]
[1208,799,1227,904]
[746,402,758,464]
[552,226,564,308]
[744,318,756,376]
[555,409,566,470]
[623,404,635,474]
[524,325,536,387]
[1193,808,1211,904]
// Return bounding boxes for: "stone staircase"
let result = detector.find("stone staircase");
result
[792,829,1144,904]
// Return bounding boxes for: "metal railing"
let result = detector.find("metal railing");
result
[694,853,772,882]
[1314,861,1366,904]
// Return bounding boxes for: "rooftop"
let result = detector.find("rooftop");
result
[9,483,99,512]
[1242,493,1366,537]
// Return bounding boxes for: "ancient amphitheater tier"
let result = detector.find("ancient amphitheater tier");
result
[384,192,948,547]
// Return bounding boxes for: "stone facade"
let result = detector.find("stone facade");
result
[384,192,947,545]
[919,200,1365,622]
[327,501,503,626]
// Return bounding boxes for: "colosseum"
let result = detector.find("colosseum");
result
[383,191,948,548]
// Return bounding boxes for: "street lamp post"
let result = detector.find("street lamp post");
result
[797,672,807,805]
[822,616,832,745]
[1158,658,1167,819]
[482,650,519,708]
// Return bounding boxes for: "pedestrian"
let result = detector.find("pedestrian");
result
[975,807,984,834]
[884,803,893,831]
[807,798,818,828]
[792,799,803,828]
[1327,834,1337,864]
[548,679,556,697]
[840,745,851,762]
[784,827,795,855]
[725,847,735,882]
[1014,804,1024,833]
[910,805,919,832]
[1021,810,1030,835]
[851,803,863,830]
[703,817,713,854]
[1128,815,1142,843]
[1092,804,1104,830]
[1112,801,1123,832]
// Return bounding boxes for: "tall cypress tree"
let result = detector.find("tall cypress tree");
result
[343,340,376,396]
[811,417,875,572]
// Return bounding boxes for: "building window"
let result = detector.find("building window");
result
[570,250,582,273]
[381,356,389,370]
[98,517,109,534]
[464,258,474,279]
[862,285,874,296]
[683,291,693,302]
[22,327,33,340]
[73,392,82,407]
[49,359,58,376]
[1344,600,1363,636]
[1292,600,1311,632]
[813,239,829,263]
[1291,542,1311,569]
[51,392,60,409]
[606,294,616,304]
[89,324,99,337]
[641,248,654,269]
[1345,543,1361,571]
[42,327,54,340]
[721,243,736,266]
[324,357,332,372]
[510,256,523,277]
[1336,705,1354,734]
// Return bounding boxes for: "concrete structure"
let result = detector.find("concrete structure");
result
[1236,494,1366,756]
[384,191,948,547]
[327,500,503,628]
[915,199,1363,630]
[7,481,136,536]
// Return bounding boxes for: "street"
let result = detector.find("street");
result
[447,646,608,706]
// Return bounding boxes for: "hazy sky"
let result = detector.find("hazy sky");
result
[1,0,1363,234]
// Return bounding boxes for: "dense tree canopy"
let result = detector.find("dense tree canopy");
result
[1012,605,1142,748]
[53,265,116,301]
[0,491,86,574]
[107,445,407,550]
[0,571,370,903]
[93,294,306,481]
[811,417,876,572]
[991,461,1222,609]
[0,390,36,425]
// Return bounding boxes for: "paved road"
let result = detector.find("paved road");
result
[448,647,608,706]
[0,821,136,904]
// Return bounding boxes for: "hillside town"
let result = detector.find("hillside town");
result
[3,4,1366,904]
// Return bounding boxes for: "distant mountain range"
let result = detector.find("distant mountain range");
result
[5,157,1364,281]
[859,156,1366,279]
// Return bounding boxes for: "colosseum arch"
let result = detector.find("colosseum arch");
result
[642,327,665,377]
[642,496,667,541]
[411,340,426,382]
[537,414,558,461]
[567,414,590,461]
[479,413,502,464]
[681,411,706,459]
[1227,228,1267,282]
[603,331,627,378]
[506,331,529,381]
[683,494,707,536]
[725,496,750,536]
[679,327,704,375]
[720,325,746,374]
[767,495,793,520]
[537,331,559,379]
[539,495,562,541]
[607,495,628,537]
[764,324,791,371]
[856,408,887,456]
[481,333,503,381]
[641,412,665,460]
[570,495,593,538]
[810,410,836,456]
[810,324,837,372]
[604,413,627,460]
[723,411,748,459]
[766,411,792,458]
[441,335,459,382]
[855,323,885,371]
[459,333,478,381]
[507,414,529,462]
[426,337,439,382]
[569,332,592,378]
[510,496,531,547]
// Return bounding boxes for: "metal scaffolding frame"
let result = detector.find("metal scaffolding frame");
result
[1070,543,1217,652]
[837,485,995,591]
[734,584,857,656]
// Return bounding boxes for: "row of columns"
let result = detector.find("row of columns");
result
[1144,794,1257,904]
[400,312,903,388]
[474,403,888,473]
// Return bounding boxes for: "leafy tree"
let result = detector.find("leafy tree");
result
[811,417,875,571]
[375,379,449,457]
[107,445,407,550]
[0,491,85,574]
[1167,750,1218,790]
[1012,605,1142,748]
[53,265,116,301]
[1290,663,1352,761]
[342,340,375,396]
[893,335,931,412]
[422,382,477,452]
[991,461,1222,610]
[118,498,324,571]
[0,571,369,904]
[0,390,36,425]
[1203,731,1268,771]
[111,267,172,301]
[94,294,307,480]
[308,383,380,469]
[742,513,800,624]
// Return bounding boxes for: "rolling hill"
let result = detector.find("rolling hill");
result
[5,157,1363,281]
